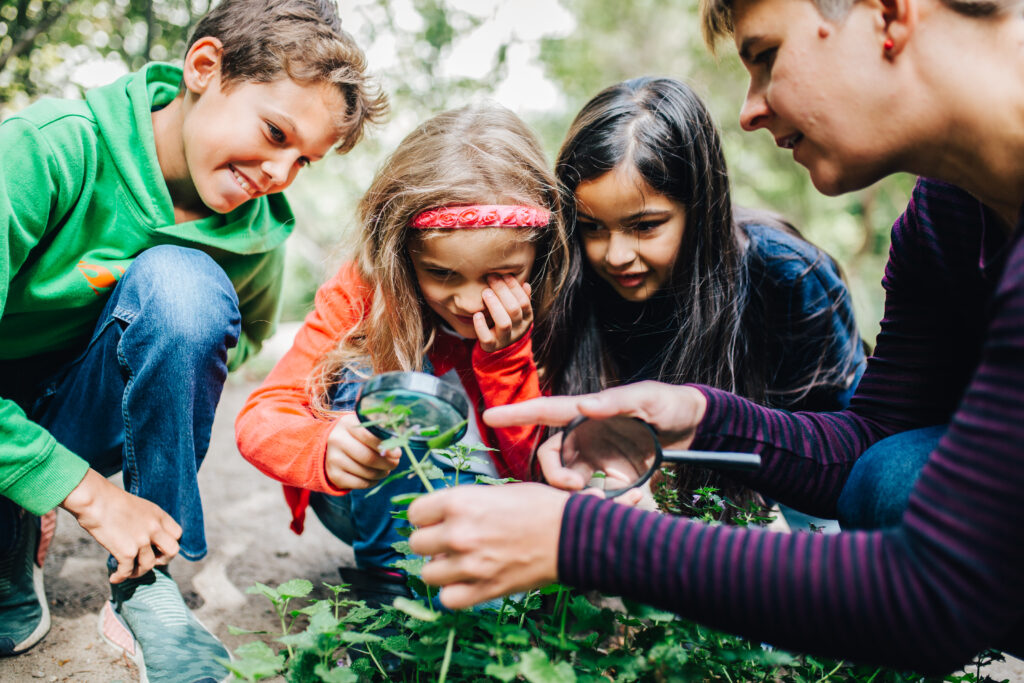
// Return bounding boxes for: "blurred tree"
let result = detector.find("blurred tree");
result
[0,0,206,113]
[0,0,909,337]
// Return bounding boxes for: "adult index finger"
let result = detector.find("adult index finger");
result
[483,395,592,427]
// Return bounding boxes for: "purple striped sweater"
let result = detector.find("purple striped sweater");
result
[557,178,1024,673]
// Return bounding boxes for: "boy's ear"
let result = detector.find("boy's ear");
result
[877,0,917,57]
[182,36,224,94]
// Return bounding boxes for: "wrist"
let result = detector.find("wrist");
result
[60,468,101,517]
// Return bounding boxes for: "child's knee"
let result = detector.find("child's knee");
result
[123,246,241,351]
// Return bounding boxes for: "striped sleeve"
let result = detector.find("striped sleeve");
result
[558,180,1024,672]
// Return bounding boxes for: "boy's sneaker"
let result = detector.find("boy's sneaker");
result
[99,564,230,683]
[0,510,52,656]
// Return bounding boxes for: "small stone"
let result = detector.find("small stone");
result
[31,672,45,679]
[49,677,58,682]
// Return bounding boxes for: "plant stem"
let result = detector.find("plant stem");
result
[277,600,294,659]
[438,626,456,683]
[363,645,387,678]
[816,660,845,682]
[519,590,533,628]
[558,587,569,650]
[403,443,435,492]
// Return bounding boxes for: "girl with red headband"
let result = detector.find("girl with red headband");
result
[234,102,569,605]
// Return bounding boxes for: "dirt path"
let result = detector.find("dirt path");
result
[2,374,350,682]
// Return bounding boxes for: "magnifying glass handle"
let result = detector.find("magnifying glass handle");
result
[661,450,761,471]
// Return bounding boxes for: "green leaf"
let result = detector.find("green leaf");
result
[391,540,412,555]
[276,578,313,599]
[313,663,359,683]
[340,630,384,644]
[226,625,266,636]
[485,661,521,681]
[475,475,518,486]
[382,634,411,653]
[246,582,280,603]
[221,642,285,681]
[426,419,468,449]
[390,492,422,506]
[518,648,578,683]
[420,462,446,480]
[392,596,439,621]
[308,606,341,634]
[393,557,425,575]
[276,630,316,649]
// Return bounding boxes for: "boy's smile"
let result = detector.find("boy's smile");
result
[154,38,348,221]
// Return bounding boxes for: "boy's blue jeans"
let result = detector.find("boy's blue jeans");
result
[309,366,475,570]
[0,245,240,561]
[836,425,946,530]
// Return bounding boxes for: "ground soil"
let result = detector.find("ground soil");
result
[3,329,1023,682]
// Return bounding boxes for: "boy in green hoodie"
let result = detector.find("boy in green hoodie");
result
[0,0,386,679]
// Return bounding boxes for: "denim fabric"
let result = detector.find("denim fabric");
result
[0,245,240,560]
[837,425,946,530]
[309,361,478,570]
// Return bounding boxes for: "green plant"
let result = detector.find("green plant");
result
[222,403,1007,683]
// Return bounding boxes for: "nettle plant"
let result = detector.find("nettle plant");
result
[222,400,1006,683]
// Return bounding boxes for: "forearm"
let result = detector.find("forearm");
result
[558,493,1006,674]
[691,386,891,516]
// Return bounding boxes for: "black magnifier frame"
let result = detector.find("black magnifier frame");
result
[559,415,762,498]
[354,371,470,450]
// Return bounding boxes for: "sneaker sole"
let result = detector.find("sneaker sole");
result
[98,600,233,683]
[5,564,51,656]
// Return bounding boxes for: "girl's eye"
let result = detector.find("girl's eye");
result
[577,220,603,234]
[427,268,453,280]
[630,219,666,233]
[297,157,311,168]
[267,123,286,144]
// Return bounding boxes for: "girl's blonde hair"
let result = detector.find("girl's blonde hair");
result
[310,102,568,414]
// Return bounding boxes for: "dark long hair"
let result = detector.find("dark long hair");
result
[534,77,858,511]
[538,76,762,400]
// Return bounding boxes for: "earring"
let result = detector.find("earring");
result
[883,38,894,51]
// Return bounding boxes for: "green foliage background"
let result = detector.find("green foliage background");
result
[0,0,914,342]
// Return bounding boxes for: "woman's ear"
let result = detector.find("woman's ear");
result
[181,36,224,94]
[878,0,918,57]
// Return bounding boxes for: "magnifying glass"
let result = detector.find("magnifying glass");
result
[559,415,761,498]
[355,371,470,450]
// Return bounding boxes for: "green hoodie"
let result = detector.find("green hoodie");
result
[0,63,294,514]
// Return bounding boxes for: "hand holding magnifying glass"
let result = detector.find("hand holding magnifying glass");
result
[559,415,761,498]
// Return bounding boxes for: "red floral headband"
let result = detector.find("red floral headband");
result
[410,204,550,229]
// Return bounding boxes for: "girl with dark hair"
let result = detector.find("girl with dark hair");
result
[537,77,865,515]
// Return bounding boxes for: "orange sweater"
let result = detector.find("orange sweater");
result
[235,261,542,533]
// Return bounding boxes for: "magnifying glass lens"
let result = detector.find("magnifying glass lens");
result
[356,371,471,447]
[561,416,658,495]
[360,390,464,436]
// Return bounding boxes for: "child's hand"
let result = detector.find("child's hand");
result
[475,275,533,352]
[326,413,403,489]
[61,468,182,584]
